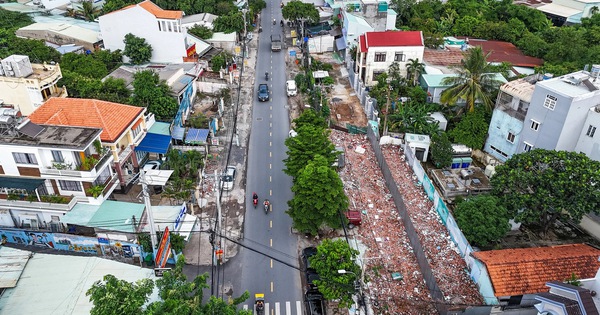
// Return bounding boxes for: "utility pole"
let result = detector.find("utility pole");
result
[383,77,392,136]
[140,171,158,257]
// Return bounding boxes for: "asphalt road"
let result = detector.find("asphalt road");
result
[233,2,302,314]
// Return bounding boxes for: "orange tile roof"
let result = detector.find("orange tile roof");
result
[138,0,182,19]
[28,98,144,143]
[473,244,600,297]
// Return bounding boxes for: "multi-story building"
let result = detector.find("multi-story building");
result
[354,31,424,87]
[0,55,67,116]
[0,110,118,230]
[27,98,150,192]
[99,0,199,63]
[485,68,600,162]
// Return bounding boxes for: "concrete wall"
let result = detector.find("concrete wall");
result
[363,44,424,86]
[575,107,600,161]
[484,110,523,162]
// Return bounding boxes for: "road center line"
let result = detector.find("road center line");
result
[269,189,272,196]
[270,259,273,268]
[269,152,272,158]
[270,238,273,247]
[270,281,274,292]
[269,175,272,182]
[270,220,272,228]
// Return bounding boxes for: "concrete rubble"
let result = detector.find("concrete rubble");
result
[330,130,482,314]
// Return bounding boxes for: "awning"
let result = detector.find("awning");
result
[537,3,580,18]
[135,133,171,154]
[336,37,347,50]
[0,176,45,191]
[185,128,209,144]
[172,126,185,140]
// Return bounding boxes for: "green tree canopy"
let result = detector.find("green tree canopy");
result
[430,132,453,168]
[282,0,319,23]
[491,149,600,235]
[86,274,154,315]
[60,53,109,78]
[454,195,511,247]
[310,239,361,307]
[287,155,348,235]
[188,25,214,40]
[293,108,327,129]
[447,106,489,150]
[0,8,34,30]
[123,33,153,65]
[440,46,504,113]
[130,70,178,119]
[284,123,336,179]
[213,11,246,34]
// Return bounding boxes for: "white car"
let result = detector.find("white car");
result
[143,160,161,171]
[286,80,297,97]
[221,166,236,191]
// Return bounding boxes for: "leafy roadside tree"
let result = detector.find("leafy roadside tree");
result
[284,122,336,179]
[430,132,453,168]
[491,149,600,236]
[454,195,511,247]
[447,106,489,150]
[188,25,214,40]
[310,239,361,308]
[213,12,246,34]
[86,274,154,315]
[293,108,327,129]
[249,0,267,15]
[287,155,348,235]
[130,70,178,119]
[123,33,153,65]
[440,47,504,114]
[282,0,320,24]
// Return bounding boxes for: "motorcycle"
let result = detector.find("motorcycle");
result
[280,20,284,27]
[265,72,269,81]
[264,200,270,214]
[259,26,262,33]
[273,19,276,25]
[253,193,258,208]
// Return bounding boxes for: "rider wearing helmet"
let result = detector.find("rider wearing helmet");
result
[253,192,258,200]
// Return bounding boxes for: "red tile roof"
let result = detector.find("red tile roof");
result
[28,98,145,143]
[473,244,600,297]
[360,31,423,52]
[107,0,182,19]
[469,39,544,68]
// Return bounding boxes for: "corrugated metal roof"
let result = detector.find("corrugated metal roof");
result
[148,121,171,136]
[63,201,145,233]
[19,23,101,44]
[0,247,30,289]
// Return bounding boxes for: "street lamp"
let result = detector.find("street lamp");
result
[382,77,392,136]
[338,269,365,312]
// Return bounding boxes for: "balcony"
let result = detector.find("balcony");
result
[497,102,527,121]
[117,145,133,163]
[0,194,77,211]
[40,151,113,179]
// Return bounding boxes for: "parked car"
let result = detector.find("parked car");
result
[306,269,320,291]
[302,247,317,270]
[302,247,320,291]
[258,84,270,102]
[143,160,161,171]
[305,291,326,315]
[286,80,297,97]
[221,165,236,191]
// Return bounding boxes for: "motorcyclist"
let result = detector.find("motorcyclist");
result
[273,19,276,25]
[253,192,258,200]
[280,20,284,27]
[263,199,270,212]
[265,72,269,80]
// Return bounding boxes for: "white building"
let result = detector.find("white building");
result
[99,0,195,63]
[354,30,424,87]
[574,105,600,161]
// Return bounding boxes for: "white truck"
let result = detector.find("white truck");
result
[271,34,282,52]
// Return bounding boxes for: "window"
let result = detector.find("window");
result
[530,120,540,131]
[93,167,111,186]
[394,52,406,62]
[489,145,508,158]
[506,132,516,143]
[374,52,386,62]
[543,95,557,110]
[58,180,82,192]
[51,150,64,163]
[372,71,385,81]
[523,142,533,152]
[12,152,38,165]
[132,123,142,139]
[157,21,161,31]
[587,125,597,137]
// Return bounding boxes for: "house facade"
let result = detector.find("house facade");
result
[0,55,67,116]
[99,0,195,63]
[485,70,600,162]
[354,31,424,87]
[0,113,118,230]
[27,98,149,193]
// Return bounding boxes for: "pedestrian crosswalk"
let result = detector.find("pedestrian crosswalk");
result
[242,300,303,315]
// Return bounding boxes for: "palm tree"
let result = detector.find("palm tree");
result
[439,46,504,113]
[406,58,425,86]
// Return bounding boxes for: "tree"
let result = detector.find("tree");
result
[293,108,327,129]
[491,149,600,236]
[123,33,153,65]
[60,53,109,78]
[130,70,178,119]
[388,102,440,136]
[282,0,320,24]
[213,12,246,34]
[86,274,154,315]
[454,195,510,247]
[0,8,34,30]
[287,155,348,235]
[430,132,453,168]
[188,25,213,40]
[440,46,504,113]
[310,239,361,308]
[210,53,226,71]
[447,106,489,150]
[284,122,336,180]
[406,58,425,86]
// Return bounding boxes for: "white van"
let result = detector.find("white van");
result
[286,80,297,97]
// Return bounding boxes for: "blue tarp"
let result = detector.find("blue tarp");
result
[135,133,171,154]
[185,128,209,144]
[172,126,185,140]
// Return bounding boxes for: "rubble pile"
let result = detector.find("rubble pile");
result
[330,130,483,313]
[381,145,483,306]
[331,131,436,314]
